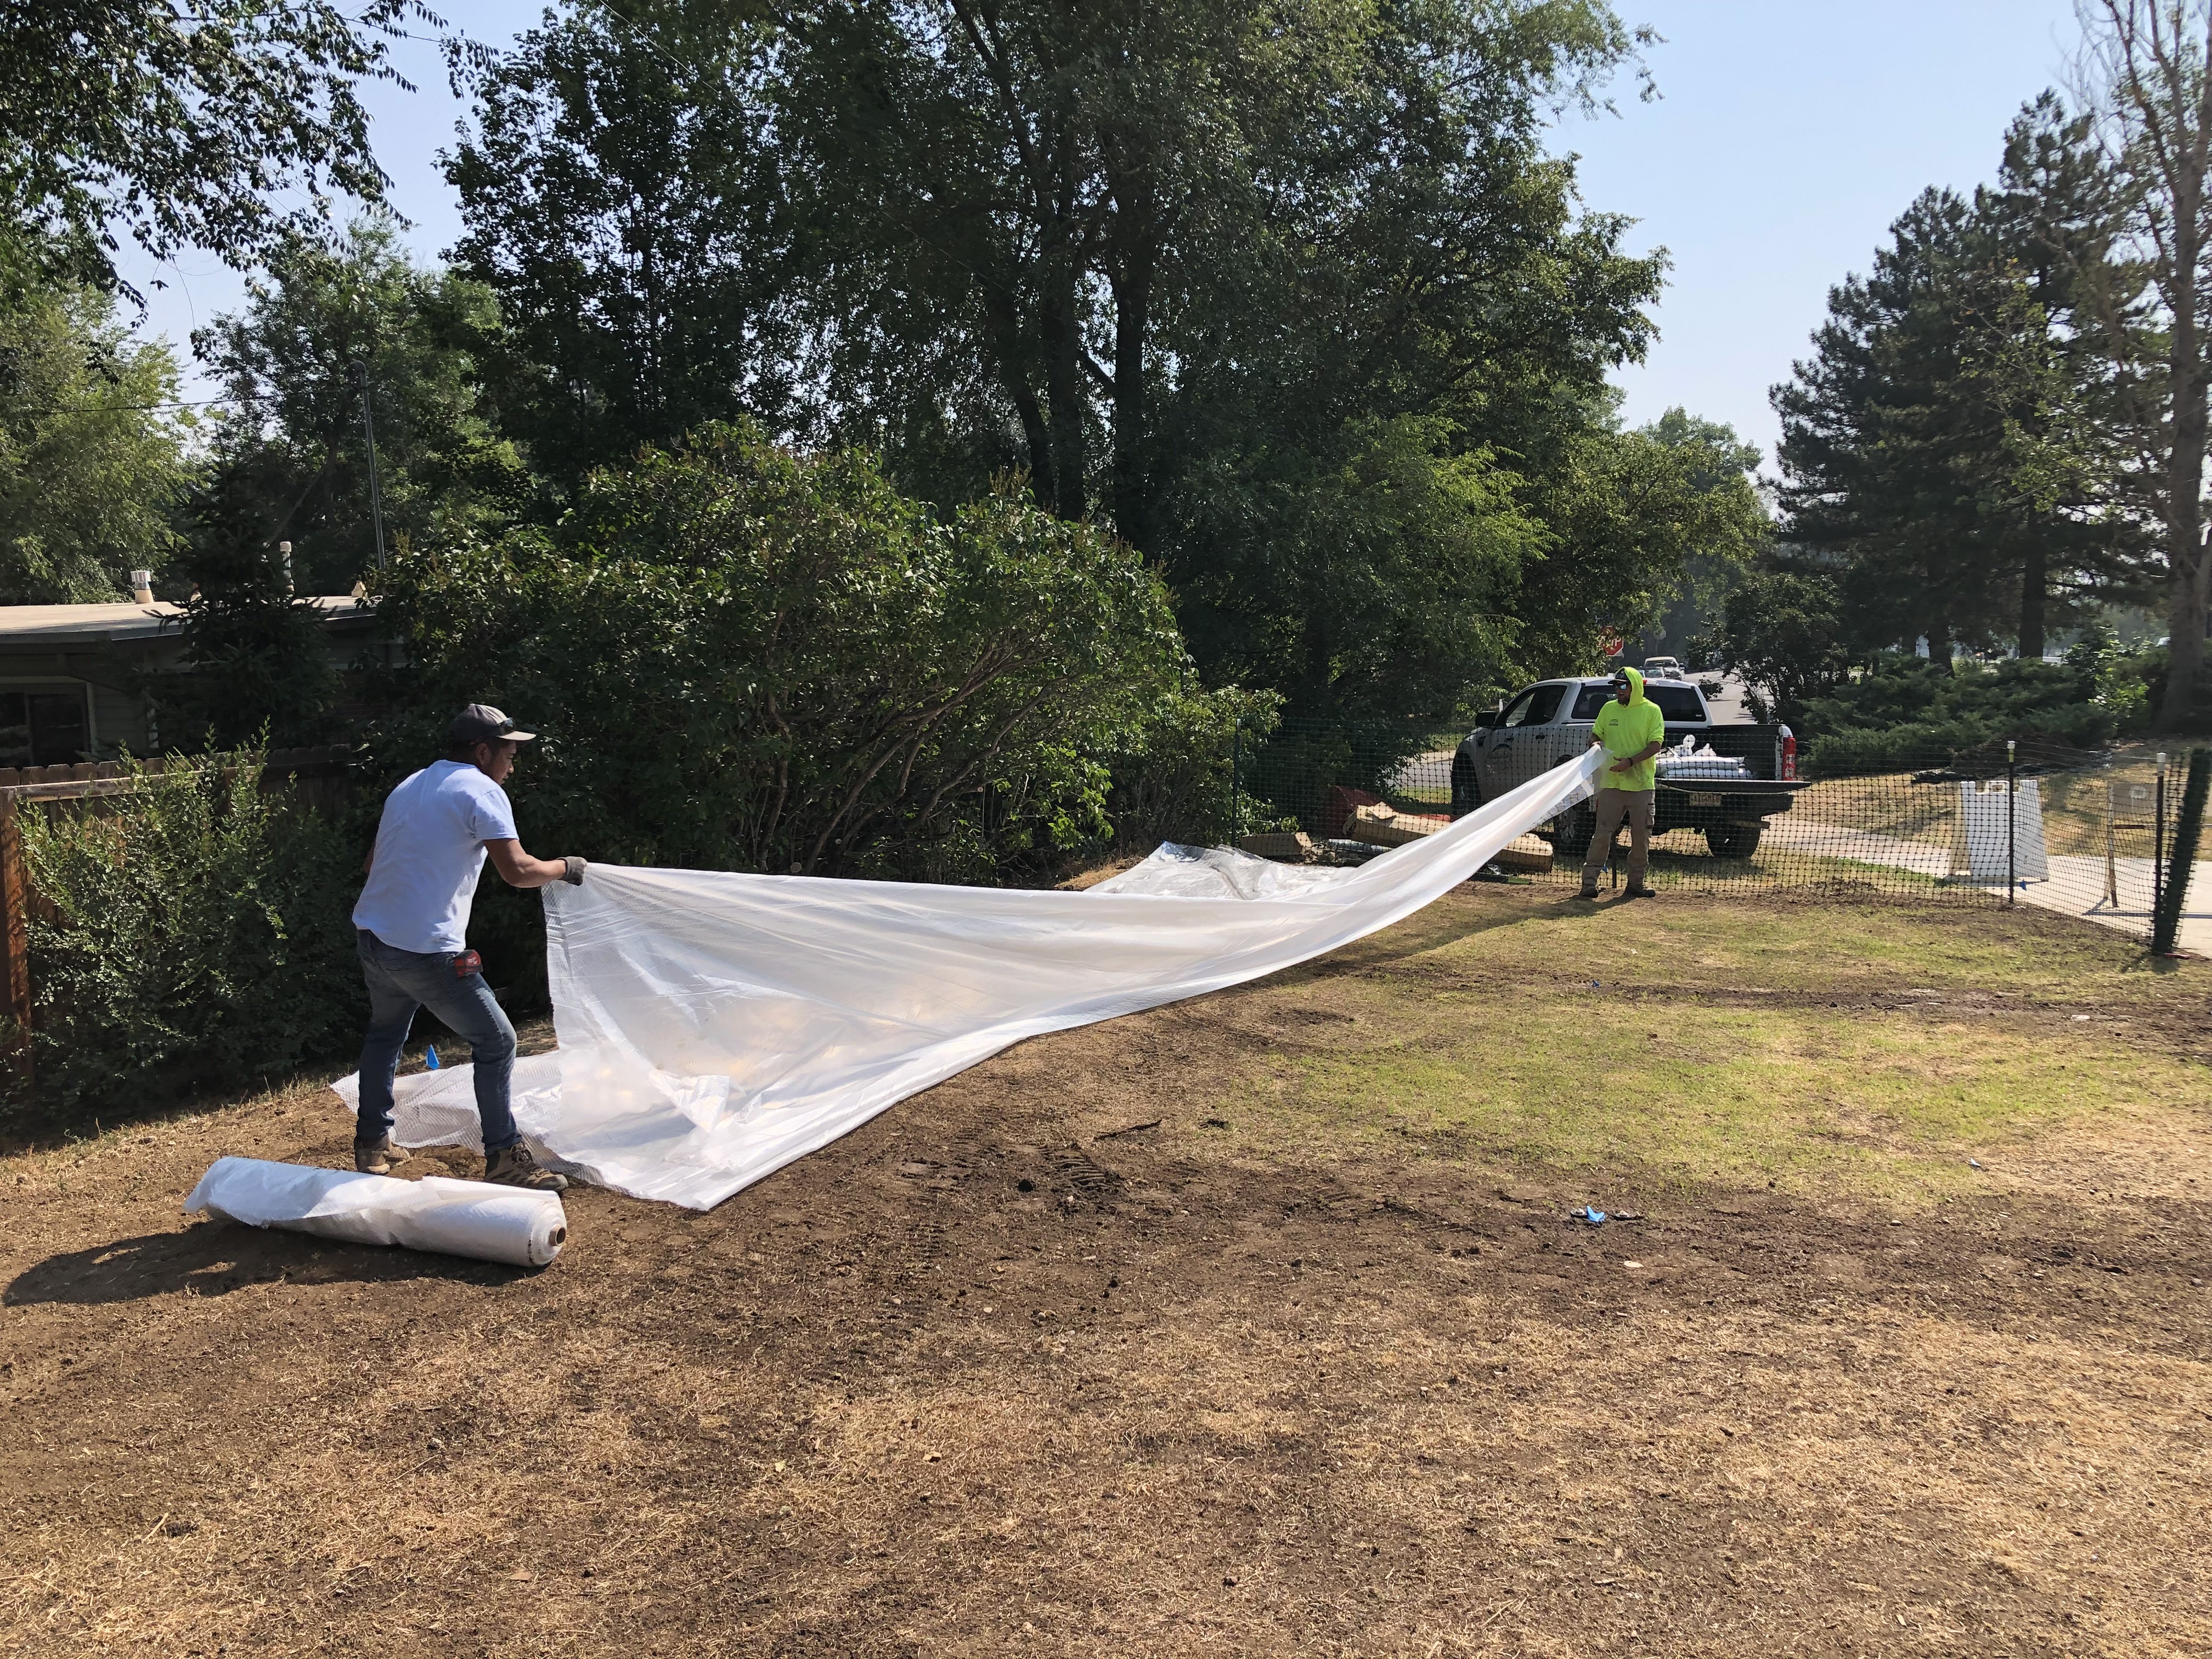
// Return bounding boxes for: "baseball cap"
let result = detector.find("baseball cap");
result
[448,703,538,746]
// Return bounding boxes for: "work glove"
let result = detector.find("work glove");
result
[562,855,587,885]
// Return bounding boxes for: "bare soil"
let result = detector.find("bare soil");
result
[2,888,2209,1656]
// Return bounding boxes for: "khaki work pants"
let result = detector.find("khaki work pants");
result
[1581,787,1654,891]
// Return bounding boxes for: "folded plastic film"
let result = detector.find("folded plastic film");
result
[183,1156,567,1267]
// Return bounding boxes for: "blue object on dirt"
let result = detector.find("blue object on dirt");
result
[1580,1206,1606,1226]
[425,1045,441,1071]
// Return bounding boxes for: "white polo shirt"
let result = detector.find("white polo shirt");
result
[352,761,519,955]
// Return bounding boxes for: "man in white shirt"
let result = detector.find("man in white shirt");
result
[351,704,586,1189]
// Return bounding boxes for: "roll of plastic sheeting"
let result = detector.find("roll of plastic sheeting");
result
[183,1156,567,1267]
[332,749,1603,1211]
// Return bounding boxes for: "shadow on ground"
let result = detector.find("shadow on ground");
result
[3,1220,528,1308]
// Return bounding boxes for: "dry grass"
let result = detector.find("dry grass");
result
[2,888,2209,1656]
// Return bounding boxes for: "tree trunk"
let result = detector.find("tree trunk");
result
[2157,290,2208,729]
[2162,535,2209,725]
[1108,217,1155,552]
[1038,255,1086,520]
[2018,539,2047,661]
[975,275,1054,510]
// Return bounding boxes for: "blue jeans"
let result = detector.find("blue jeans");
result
[354,930,520,1152]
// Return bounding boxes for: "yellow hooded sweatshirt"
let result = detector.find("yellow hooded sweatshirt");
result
[1590,665,1665,792]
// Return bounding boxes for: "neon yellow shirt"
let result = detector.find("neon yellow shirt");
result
[1590,669,1665,792]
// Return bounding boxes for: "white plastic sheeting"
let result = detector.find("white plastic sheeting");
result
[184,1155,567,1267]
[338,748,1601,1209]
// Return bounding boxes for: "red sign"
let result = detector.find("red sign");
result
[1598,630,1623,659]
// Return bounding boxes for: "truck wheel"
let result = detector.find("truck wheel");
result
[1706,822,1762,860]
[1554,805,1595,857]
[1451,754,1482,818]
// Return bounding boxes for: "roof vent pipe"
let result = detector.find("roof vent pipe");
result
[129,569,154,605]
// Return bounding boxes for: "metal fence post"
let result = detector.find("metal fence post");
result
[2153,747,2209,957]
[1231,718,1243,844]
[2155,752,2169,932]
[2006,738,2017,904]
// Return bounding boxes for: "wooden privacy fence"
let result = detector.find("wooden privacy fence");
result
[0,746,357,1069]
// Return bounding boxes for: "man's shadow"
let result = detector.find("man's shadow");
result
[4,1220,531,1308]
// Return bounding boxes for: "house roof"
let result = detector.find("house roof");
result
[0,597,377,646]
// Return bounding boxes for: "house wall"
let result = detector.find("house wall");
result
[0,609,392,761]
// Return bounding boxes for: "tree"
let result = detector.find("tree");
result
[0,2,430,296]
[1773,104,2143,664]
[445,2,1677,718]
[371,421,1186,883]
[145,460,343,751]
[0,279,193,602]
[775,1,1654,531]
[1558,407,1772,672]
[1696,568,1851,726]
[1972,91,2144,657]
[1775,188,2010,658]
[1625,409,1770,664]
[443,9,794,492]
[195,217,525,596]
[1169,414,1545,718]
[2073,1,2212,725]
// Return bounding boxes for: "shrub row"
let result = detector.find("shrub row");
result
[9,427,1277,1135]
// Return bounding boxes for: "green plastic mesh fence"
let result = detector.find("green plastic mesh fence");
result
[1204,715,2190,947]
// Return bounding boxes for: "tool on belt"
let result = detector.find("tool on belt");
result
[453,949,483,979]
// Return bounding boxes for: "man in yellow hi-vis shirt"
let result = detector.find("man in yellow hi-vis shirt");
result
[1578,665,1667,900]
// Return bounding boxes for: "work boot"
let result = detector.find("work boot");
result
[484,1141,568,1192]
[1623,884,1657,901]
[354,1136,405,1175]
[1573,885,1599,901]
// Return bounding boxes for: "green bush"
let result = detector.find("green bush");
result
[365,422,1187,891]
[1799,656,2119,777]
[1103,685,1285,849]
[11,752,363,1130]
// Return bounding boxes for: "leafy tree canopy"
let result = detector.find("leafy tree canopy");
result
[447,0,1676,720]
[0,279,193,602]
[195,216,526,596]
[370,420,1187,884]
[443,6,794,493]
[0,2,433,296]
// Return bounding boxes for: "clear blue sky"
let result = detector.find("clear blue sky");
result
[125,0,2086,469]
[1561,0,2083,461]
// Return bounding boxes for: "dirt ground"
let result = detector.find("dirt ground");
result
[2,887,2209,1657]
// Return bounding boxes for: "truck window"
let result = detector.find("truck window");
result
[1496,687,1537,727]
[1571,682,1705,721]
[1508,684,1565,726]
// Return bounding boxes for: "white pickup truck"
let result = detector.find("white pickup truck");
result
[1451,674,1803,859]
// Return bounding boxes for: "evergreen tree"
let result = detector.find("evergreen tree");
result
[1773,97,2145,662]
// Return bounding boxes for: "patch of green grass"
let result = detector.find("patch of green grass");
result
[1336,892,2169,1000]
[1206,891,2209,1201]
[1231,1001,2181,1199]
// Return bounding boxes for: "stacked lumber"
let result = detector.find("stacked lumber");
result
[1347,803,1449,847]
